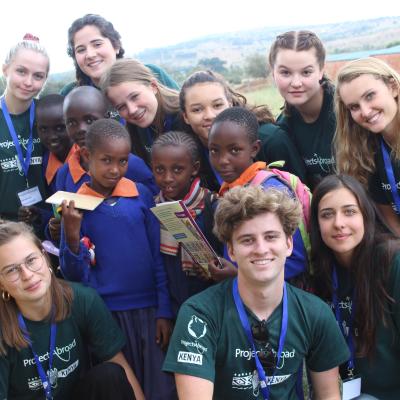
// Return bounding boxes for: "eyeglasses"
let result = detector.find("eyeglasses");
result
[251,320,276,375]
[0,252,45,283]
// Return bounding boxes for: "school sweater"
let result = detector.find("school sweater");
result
[59,178,172,318]
[55,148,158,195]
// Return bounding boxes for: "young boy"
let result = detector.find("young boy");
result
[60,118,176,400]
[207,107,308,282]
[164,185,349,399]
[56,86,157,194]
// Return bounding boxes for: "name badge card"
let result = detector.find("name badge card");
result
[342,376,361,400]
[18,186,42,206]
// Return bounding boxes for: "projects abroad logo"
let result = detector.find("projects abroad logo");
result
[179,315,208,364]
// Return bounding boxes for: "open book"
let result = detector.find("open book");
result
[151,201,219,273]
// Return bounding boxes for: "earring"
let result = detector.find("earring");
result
[2,291,10,302]
[48,267,53,274]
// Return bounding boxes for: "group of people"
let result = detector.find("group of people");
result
[0,12,399,400]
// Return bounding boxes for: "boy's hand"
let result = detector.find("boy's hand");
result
[156,318,173,351]
[48,217,61,242]
[18,206,40,224]
[208,258,237,282]
[61,200,82,254]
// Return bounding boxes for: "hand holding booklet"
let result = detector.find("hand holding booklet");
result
[151,201,219,274]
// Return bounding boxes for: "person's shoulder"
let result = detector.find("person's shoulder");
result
[287,284,332,314]
[60,81,79,96]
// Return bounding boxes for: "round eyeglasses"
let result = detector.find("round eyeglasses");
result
[0,252,45,283]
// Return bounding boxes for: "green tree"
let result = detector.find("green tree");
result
[244,53,269,79]
[197,57,227,74]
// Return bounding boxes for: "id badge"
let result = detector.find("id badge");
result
[18,186,42,206]
[342,375,361,400]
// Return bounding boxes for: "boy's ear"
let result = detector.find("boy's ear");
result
[227,241,236,262]
[251,140,261,158]
[192,160,201,177]
[2,64,8,78]
[182,111,190,125]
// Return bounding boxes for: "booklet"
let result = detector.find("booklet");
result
[151,201,219,274]
[46,191,104,213]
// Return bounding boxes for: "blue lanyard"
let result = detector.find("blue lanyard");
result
[380,138,400,214]
[203,147,223,185]
[332,266,356,374]
[232,278,288,400]
[18,313,57,399]
[1,96,35,178]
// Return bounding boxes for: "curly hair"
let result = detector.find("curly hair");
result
[334,57,400,185]
[213,185,301,243]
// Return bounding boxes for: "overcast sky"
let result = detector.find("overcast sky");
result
[1,0,398,73]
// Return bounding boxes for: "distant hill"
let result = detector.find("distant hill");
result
[133,16,400,68]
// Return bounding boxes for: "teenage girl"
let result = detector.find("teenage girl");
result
[60,119,175,400]
[0,221,144,400]
[180,70,307,191]
[151,130,215,316]
[334,57,400,235]
[269,30,336,190]
[61,14,179,96]
[311,174,400,399]
[0,35,49,224]
[100,59,183,165]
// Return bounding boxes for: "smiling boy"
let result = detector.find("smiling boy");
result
[163,185,349,399]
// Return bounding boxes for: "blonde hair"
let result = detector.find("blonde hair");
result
[100,58,179,131]
[4,39,50,75]
[0,221,73,355]
[334,57,400,185]
[213,185,302,243]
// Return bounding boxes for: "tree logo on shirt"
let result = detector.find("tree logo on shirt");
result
[188,315,207,340]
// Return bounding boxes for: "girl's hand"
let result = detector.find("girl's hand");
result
[208,258,237,282]
[61,200,82,254]
[156,318,173,351]
[18,206,40,224]
[192,263,212,281]
[48,217,61,242]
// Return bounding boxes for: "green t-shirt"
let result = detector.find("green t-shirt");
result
[277,85,336,190]
[368,140,400,213]
[163,279,349,400]
[0,282,125,400]
[329,252,400,400]
[258,122,308,184]
[0,105,46,220]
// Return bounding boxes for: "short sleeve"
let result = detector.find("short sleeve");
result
[306,300,350,372]
[163,300,218,382]
[72,284,125,362]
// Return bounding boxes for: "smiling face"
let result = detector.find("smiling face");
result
[318,187,365,267]
[2,48,48,103]
[338,74,398,137]
[152,144,200,200]
[106,81,159,128]
[182,82,231,146]
[0,234,51,310]
[86,137,130,197]
[208,121,260,183]
[228,212,293,287]
[73,25,119,85]
[36,103,71,160]
[64,93,106,148]
[272,48,323,109]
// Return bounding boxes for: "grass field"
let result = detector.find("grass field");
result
[240,85,284,118]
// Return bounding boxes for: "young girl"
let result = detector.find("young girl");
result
[180,70,307,191]
[62,14,178,95]
[311,174,400,399]
[207,106,310,283]
[334,57,400,235]
[100,58,183,165]
[0,35,49,223]
[151,131,215,316]
[0,221,144,400]
[60,118,175,400]
[269,30,336,190]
